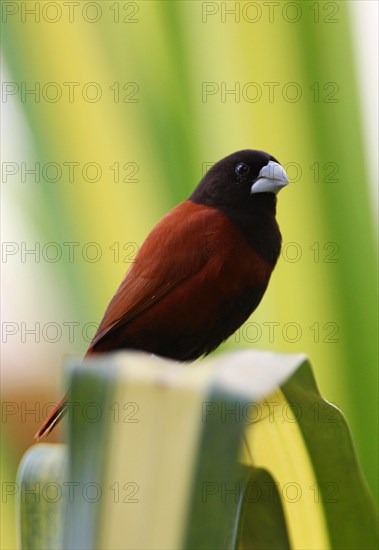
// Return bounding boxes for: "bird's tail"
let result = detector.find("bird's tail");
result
[34,350,98,441]
[34,393,67,441]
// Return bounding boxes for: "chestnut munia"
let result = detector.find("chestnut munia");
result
[35,149,289,440]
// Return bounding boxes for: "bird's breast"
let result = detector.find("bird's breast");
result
[130,209,273,334]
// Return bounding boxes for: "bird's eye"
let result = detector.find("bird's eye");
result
[235,163,250,177]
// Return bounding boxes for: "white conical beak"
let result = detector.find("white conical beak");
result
[251,161,289,195]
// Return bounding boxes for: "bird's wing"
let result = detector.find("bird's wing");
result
[88,201,220,351]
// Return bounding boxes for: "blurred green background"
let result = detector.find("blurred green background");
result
[1,1,377,547]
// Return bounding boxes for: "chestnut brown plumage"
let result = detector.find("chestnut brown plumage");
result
[35,149,289,440]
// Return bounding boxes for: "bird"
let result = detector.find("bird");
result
[35,149,289,440]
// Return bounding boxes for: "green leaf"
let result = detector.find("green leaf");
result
[17,351,378,549]
[238,466,291,550]
[17,444,67,550]
[282,362,378,549]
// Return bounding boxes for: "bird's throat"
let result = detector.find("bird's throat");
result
[218,197,282,266]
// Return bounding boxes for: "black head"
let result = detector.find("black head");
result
[190,149,288,212]
[190,149,289,264]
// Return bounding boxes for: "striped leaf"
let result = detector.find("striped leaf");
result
[17,351,378,549]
